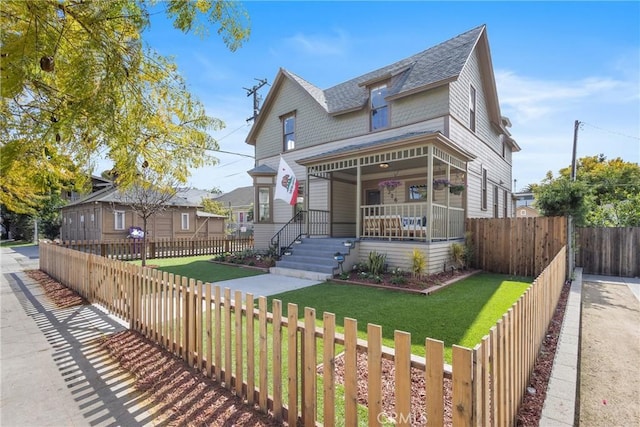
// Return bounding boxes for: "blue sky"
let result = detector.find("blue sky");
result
[137,1,639,193]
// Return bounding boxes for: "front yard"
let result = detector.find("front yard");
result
[268,273,531,362]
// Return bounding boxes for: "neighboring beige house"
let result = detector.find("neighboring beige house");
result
[213,186,254,235]
[516,206,540,218]
[60,186,226,241]
[245,25,520,275]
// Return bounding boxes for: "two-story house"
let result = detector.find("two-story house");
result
[245,25,520,276]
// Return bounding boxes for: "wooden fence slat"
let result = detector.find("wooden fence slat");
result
[452,345,473,426]
[234,290,243,397]
[225,288,233,388]
[395,331,411,427]
[323,313,336,427]
[272,299,283,420]
[303,307,317,427]
[215,285,222,382]
[258,296,268,410]
[344,317,358,426]
[246,293,255,405]
[206,283,213,378]
[426,338,444,427]
[287,303,298,427]
[368,324,382,427]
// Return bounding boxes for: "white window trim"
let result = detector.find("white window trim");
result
[481,167,488,211]
[114,211,125,230]
[181,213,190,230]
[469,85,477,132]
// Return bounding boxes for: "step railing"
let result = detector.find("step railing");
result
[271,210,305,256]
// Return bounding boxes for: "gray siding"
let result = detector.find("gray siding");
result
[357,240,454,275]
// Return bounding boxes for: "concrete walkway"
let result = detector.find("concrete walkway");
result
[1,246,160,426]
[215,272,323,300]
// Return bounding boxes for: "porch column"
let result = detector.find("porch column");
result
[305,168,310,237]
[356,161,362,239]
[446,164,451,240]
[426,146,434,242]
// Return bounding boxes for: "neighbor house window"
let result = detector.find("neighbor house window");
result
[493,186,499,218]
[503,190,508,218]
[114,211,125,230]
[370,84,389,130]
[481,167,488,211]
[469,85,476,132]
[181,213,189,230]
[283,113,296,151]
[258,187,271,222]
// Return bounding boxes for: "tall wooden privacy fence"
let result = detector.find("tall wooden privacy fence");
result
[575,227,639,277]
[466,216,567,277]
[57,237,253,260]
[40,243,567,426]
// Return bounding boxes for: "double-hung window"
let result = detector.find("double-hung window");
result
[114,211,125,230]
[283,113,296,151]
[370,84,389,131]
[481,167,488,211]
[257,187,271,222]
[181,213,189,230]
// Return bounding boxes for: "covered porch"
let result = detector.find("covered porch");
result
[298,131,472,243]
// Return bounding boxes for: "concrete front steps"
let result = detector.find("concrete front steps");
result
[271,237,356,281]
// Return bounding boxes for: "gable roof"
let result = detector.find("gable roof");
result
[62,185,200,209]
[213,186,254,207]
[247,25,497,145]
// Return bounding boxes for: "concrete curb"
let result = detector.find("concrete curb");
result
[540,267,582,426]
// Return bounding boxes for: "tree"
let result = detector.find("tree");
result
[1,0,250,211]
[534,155,640,226]
[114,169,179,266]
[201,198,230,217]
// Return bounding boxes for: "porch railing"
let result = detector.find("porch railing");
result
[361,203,464,241]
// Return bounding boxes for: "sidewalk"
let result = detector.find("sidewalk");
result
[1,246,160,426]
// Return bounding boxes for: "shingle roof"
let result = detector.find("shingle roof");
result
[214,186,254,207]
[247,164,277,175]
[287,25,485,115]
[63,186,200,208]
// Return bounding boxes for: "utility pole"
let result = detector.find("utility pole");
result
[244,78,268,123]
[571,120,581,181]
[568,119,581,277]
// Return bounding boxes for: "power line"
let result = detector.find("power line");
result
[581,121,640,141]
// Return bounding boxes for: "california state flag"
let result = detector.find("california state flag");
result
[275,157,299,205]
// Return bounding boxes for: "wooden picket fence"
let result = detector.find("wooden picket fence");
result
[39,242,567,426]
[56,237,254,260]
[466,216,567,278]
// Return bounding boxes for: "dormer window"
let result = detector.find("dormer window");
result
[370,84,389,131]
[283,113,296,151]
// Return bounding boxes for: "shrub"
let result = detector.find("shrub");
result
[450,242,465,268]
[367,251,387,276]
[410,248,427,278]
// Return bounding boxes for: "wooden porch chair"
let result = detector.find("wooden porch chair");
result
[363,216,381,236]
[383,216,402,239]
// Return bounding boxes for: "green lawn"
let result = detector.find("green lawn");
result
[130,255,265,282]
[267,273,531,362]
[0,240,36,248]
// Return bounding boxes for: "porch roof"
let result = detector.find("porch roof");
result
[296,130,475,168]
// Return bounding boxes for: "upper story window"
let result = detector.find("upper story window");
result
[469,85,476,132]
[283,113,296,151]
[370,84,389,131]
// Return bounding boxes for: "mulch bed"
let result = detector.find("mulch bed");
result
[26,268,571,426]
[335,268,471,292]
